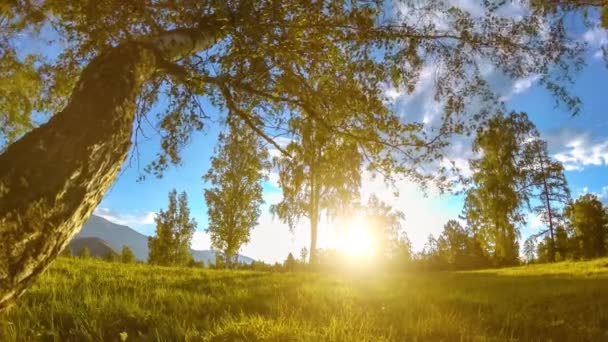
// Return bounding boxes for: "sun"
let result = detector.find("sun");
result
[337,218,373,257]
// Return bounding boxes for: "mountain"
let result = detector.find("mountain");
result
[68,237,116,258]
[75,215,254,264]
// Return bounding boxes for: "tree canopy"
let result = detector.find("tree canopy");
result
[2,0,589,182]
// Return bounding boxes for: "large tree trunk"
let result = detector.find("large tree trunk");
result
[0,28,219,311]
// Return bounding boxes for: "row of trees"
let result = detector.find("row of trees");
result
[61,246,136,264]
[418,112,607,270]
[148,111,606,271]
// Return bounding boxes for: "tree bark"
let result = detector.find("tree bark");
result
[0,27,220,311]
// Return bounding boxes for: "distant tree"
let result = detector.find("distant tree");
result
[565,194,608,259]
[362,195,406,261]
[522,139,571,262]
[284,253,296,272]
[418,234,446,271]
[104,251,118,262]
[121,246,136,264]
[188,259,205,268]
[204,118,269,268]
[213,253,225,270]
[554,225,573,261]
[148,190,197,266]
[300,247,308,264]
[465,112,538,266]
[437,220,471,269]
[79,247,90,259]
[271,117,362,264]
[523,236,536,263]
[394,231,413,266]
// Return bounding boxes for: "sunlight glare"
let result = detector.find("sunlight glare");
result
[337,217,373,257]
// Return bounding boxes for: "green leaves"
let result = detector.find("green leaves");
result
[148,190,197,266]
[1,1,591,185]
[203,117,269,266]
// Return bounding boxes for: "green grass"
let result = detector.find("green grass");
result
[3,258,608,341]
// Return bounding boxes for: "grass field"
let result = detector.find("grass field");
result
[2,258,608,341]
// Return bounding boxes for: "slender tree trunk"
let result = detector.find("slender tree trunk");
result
[0,27,220,310]
[309,170,319,264]
[538,150,555,262]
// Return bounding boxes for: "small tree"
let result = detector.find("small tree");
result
[521,139,571,262]
[213,253,225,270]
[148,190,197,266]
[121,246,136,264]
[204,118,269,268]
[523,237,536,264]
[284,253,296,272]
[79,247,90,259]
[565,194,608,259]
[300,247,308,263]
[363,195,406,261]
[104,251,118,262]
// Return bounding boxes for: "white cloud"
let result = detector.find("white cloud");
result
[601,186,608,200]
[551,133,608,171]
[512,74,541,95]
[191,231,211,250]
[93,207,157,227]
[582,26,608,60]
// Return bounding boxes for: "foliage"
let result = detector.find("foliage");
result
[204,117,269,267]
[521,139,571,262]
[5,257,608,340]
[284,253,296,272]
[120,246,136,264]
[104,251,118,262]
[271,116,362,263]
[79,247,90,259]
[523,236,536,263]
[464,112,539,266]
[148,190,197,266]
[361,194,410,263]
[300,247,308,263]
[1,1,587,182]
[565,194,608,259]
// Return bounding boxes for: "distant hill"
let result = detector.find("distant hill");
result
[68,237,116,258]
[75,215,254,264]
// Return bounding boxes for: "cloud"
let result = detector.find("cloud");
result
[93,207,156,227]
[547,129,608,171]
[583,27,608,59]
[191,231,211,250]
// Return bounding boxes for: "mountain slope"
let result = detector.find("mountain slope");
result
[75,215,254,264]
[68,237,116,258]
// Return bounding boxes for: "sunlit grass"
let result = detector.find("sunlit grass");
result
[2,257,608,341]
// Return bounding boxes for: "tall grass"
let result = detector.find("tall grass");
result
[2,257,608,341]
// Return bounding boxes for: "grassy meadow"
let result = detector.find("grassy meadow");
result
[2,257,608,341]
